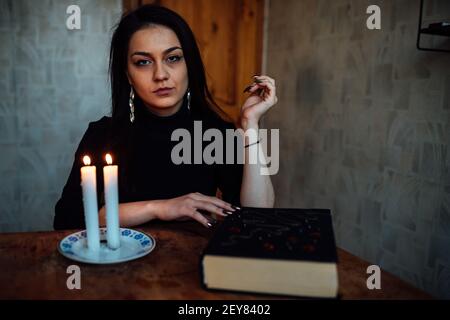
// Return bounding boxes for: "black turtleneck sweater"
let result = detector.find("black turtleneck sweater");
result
[54,101,243,230]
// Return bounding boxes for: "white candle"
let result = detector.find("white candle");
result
[80,155,100,251]
[103,153,120,249]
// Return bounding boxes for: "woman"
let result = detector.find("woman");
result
[54,5,276,230]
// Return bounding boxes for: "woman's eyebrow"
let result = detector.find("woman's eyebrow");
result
[131,46,182,58]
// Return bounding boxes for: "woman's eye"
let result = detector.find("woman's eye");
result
[135,60,151,66]
[167,55,182,63]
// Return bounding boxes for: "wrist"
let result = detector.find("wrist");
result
[146,199,164,220]
[240,117,259,131]
[242,126,259,146]
[242,122,259,132]
[244,138,261,148]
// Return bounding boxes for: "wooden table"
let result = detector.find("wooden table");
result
[0,221,432,299]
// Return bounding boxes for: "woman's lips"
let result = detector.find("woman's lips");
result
[153,88,174,96]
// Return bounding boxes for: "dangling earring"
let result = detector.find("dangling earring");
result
[129,86,135,123]
[186,88,191,111]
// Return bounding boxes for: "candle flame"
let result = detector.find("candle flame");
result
[105,153,113,165]
[83,155,91,166]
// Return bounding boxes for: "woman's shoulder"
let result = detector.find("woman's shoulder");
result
[83,116,116,139]
[87,116,113,130]
[82,116,111,140]
[76,116,113,156]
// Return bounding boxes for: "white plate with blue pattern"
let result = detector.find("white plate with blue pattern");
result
[58,228,156,264]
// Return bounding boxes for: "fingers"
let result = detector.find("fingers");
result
[244,75,275,93]
[254,75,275,86]
[243,84,254,93]
[190,210,212,228]
[190,192,235,212]
[194,200,231,217]
[186,192,238,228]
[167,193,239,228]
[244,75,277,102]
[250,81,276,102]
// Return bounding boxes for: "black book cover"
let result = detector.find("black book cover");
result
[202,207,338,263]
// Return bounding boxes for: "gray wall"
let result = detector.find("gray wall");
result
[265,0,450,298]
[0,0,122,232]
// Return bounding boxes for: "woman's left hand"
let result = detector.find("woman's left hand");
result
[240,75,278,130]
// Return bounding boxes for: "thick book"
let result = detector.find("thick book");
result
[200,207,339,298]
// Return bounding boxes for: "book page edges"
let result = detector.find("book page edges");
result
[203,255,338,298]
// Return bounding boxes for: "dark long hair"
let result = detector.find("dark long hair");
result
[109,4,227,124]
[107,4,228,199]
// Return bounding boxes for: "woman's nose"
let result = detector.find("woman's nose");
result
[153,62,169,81]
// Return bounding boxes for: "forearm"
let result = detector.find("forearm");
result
[99,199,163,227]
[240,124,275,208]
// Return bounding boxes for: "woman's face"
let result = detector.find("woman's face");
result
[127,25,188,116]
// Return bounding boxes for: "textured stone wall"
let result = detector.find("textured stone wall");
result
[0,0,122,232]
[265,0,450,298]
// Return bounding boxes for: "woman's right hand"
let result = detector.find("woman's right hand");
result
[155,192,236,227]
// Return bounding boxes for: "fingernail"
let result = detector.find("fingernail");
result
[222,209,233,215]
[231,205,241,210]
[207,222,212,228]
[243,84,254,93]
